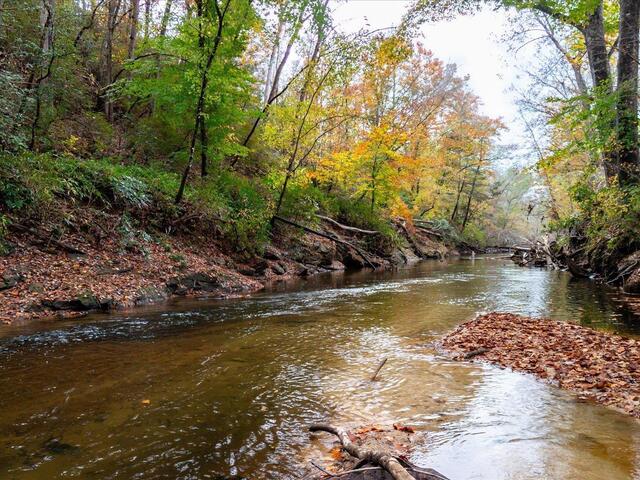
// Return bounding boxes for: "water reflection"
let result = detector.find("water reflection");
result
[1,257,640,479]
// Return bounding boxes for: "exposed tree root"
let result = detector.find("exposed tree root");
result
[309,423,449,480]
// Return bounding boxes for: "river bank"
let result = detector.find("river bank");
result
[0,214,449,324]
[441,312,640,418]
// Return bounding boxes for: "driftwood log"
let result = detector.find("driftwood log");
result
[309,424,450,480]
[272,216,376,269]
[317,215,380,235]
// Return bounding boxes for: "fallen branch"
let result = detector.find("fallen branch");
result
[395,220,426,258]
[463,347,489,359]
[96,267,134,276]
[316,215,379,235]
[413,225,443,238]
[11,223,87,255]
[371,357,388,381]
[607,260,638,285]
[272,216,376,269]
[309,424,415,480]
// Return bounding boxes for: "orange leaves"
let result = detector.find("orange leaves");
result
[393,423,415,433]
[442,312,640,418]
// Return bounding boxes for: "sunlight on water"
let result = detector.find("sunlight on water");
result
[1,257,640,479]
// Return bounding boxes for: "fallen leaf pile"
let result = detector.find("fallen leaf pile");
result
[441,312,640,417]
[0,231,265,324]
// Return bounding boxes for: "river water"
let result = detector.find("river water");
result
[1,256,640,479]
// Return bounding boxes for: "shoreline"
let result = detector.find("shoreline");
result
[0,222,449,326]
[441,312,640,418]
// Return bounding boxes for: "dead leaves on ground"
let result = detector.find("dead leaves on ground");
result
[0,231,263,324]
[441,312,640,417]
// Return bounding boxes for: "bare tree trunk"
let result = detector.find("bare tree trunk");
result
[144,0,151,39]
[101,0,120,122]
[29,0,55,151]
[461,164,480,232]
[196,0,209,177]
[263,16,284,104]
[236,3,307,156]
[616,0,640,186]
[579,3,616,180]
[266,7,305,105]
[581,4,610,88]
[159,0,173,37]
[450,179,465,223]
[128,0,140,59]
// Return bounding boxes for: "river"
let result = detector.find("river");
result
[1,256,640,479]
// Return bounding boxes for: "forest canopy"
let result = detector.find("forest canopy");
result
[0,0,517,251]
[2,0,640,261]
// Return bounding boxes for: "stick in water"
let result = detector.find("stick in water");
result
[371,357,388,381]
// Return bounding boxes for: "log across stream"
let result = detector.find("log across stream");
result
[2,257,640,479]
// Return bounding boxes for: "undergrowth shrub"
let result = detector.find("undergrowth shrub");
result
[191,170,272,252]
[564,182,640,252]
[461,222,487,247]
[0,153,272,251]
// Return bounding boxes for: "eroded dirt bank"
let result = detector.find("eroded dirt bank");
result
[441,312,640,417]
[0,218,448,325]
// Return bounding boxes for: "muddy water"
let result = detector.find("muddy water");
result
[1,256,640,480]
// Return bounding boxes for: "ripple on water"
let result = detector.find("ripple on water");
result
[2,258,640,480]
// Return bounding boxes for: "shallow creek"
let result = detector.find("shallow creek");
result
[1,256,640,479]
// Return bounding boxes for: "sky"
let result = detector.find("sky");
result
[332,1,532,166]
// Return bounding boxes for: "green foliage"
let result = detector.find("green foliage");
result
[0,71,29,151]
[0,213,11,256]
[118,0,257,166]
[193,171,272,251]
[461,222,487,246]
[0,153,273,251]
[565,182,640,251]
[326,195,400,249]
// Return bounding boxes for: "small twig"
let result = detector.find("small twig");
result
[310,460,334,477]
[607,260,638,285]
[371,357,388,381]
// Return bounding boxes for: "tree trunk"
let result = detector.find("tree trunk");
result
[176,0,229,204]
[200,118,208,177]
[143,0,151,40]
[159,0,173,37]
[128,0,140,59]
[616,0,640,186]
[581,4,610,88]
[263,16,284,104]
[29,0,55,151]
[101,0,119,122]
[461,164,480,231]
[196,0,209,177]
[266,6,305,105]
[451,179,465,223]
[580,3,616,180]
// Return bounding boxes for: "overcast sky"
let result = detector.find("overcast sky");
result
[332,1,531,166]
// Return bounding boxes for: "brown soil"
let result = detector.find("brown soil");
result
[0,231,266,324]
[441,312,640,417]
